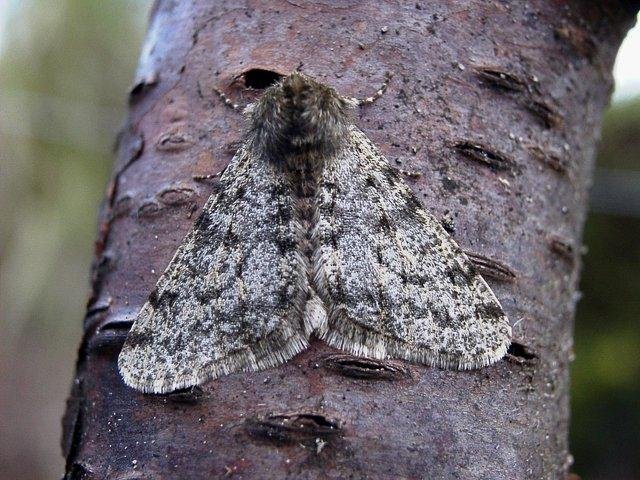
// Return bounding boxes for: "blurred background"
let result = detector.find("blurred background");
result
[0,2,637,479]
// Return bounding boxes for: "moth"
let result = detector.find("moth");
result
[118,72,512,394]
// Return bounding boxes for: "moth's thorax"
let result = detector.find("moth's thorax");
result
[247,72,355,161]
[282,150,328,172]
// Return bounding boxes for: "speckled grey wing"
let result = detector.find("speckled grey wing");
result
[313,127,511,370]
[118,148,308,393]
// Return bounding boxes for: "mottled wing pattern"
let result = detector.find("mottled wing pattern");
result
[313,127,511,369]
[118,147,308,393]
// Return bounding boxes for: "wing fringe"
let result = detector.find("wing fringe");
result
[118,321,309,394]
[319,308,511,371]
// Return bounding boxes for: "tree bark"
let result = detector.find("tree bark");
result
[62,1,638,479]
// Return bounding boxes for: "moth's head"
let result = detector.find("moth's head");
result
[246,72,355,159]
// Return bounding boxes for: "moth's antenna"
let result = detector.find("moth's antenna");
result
[213,85,242,112]
[193,172,221,182]
[351,72,392,107]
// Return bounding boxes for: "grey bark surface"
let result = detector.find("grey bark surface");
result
[62,1,638,479]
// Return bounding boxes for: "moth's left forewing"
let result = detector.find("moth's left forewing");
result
[313,126,511,370]
[118,147,310,393]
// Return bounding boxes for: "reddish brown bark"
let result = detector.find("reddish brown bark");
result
[63,1,638,478]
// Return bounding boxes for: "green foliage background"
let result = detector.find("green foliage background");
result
[570,100,640,480]
[0,2,637,479]
[0,2,149,478]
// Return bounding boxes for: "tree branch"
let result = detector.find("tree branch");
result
[62,1,638,478]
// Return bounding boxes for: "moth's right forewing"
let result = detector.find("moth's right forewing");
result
[118,148,309,394]
[313,127,511,370]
